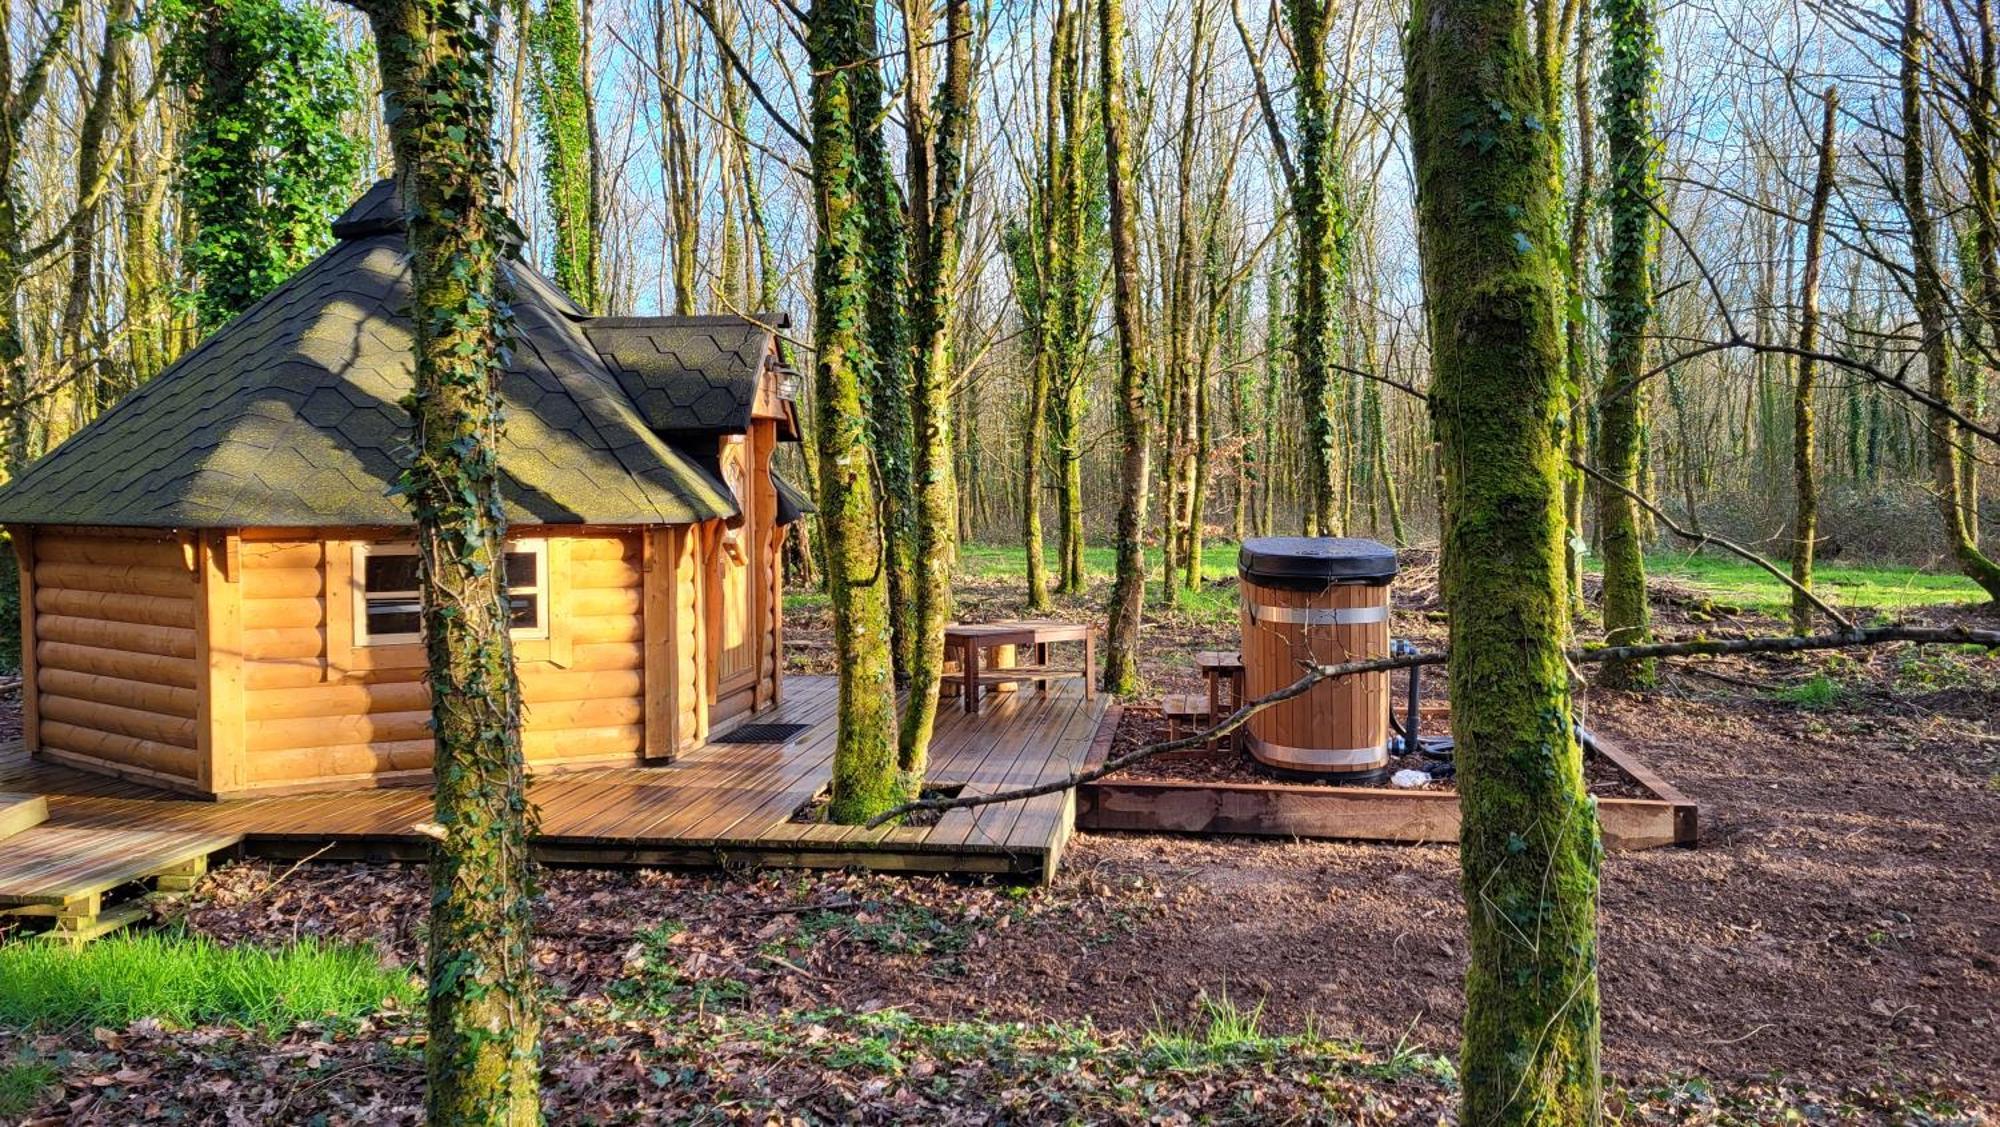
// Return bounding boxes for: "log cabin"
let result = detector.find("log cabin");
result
[0,180,812,799]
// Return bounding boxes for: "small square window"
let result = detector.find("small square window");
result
[354,540,549,645]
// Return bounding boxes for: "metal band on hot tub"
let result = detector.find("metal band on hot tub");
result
[1247,604,1389,626]
[1242,736,1386,766]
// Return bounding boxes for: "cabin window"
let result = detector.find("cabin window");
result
[353,540,549,645]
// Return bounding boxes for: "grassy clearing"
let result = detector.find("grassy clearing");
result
[787,540,1248,622]
[0,931,416,1031]
[1627,551,1986,615]
[958,542,1242,622]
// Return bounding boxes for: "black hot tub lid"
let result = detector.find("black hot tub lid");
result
[1238,536,1398,585]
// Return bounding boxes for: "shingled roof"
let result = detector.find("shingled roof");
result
[0,182,786,530]
[584,315,795,436]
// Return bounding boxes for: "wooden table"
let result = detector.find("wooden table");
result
[944,621,1097,714]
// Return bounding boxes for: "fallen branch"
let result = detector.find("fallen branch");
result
[1572,458,1852,630]
[864,624,2000,827]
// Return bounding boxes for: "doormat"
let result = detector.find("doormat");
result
[712,723,811,745]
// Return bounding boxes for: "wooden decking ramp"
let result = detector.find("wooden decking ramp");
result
[0,676,1107,924]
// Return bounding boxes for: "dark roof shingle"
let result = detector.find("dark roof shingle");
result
[584,315,790,435]
[0,213,741,529]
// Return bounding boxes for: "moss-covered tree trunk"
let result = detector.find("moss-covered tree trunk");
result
[1098,0,1151,695]
[1790,87,1838,634]
[1901,0,2000,602]
[853,0,919,676]
[1405,0,1604,1116]
[352,0,540,1120]
[1287,0,1343,536]
[810,0,903,822]
[1594,0,1656,686]
[530,0,600,311]
[1049,0,1093,597]
[896,0,971,775]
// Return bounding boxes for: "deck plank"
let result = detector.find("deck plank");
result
[0,677,1110,902]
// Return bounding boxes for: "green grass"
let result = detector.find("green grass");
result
[1770,672,1845,709]
[786,540,1250,622]
[0,1056,56,1117]
[1603,552,1986,616]
[959,541,1243,621]
[0,932,417,1031]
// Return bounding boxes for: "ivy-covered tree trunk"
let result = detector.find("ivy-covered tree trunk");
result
[1405,0,1604,1117]
[1790,87,1838,634]
[897,0,971,775]
[811,0,904,822]
[1098,0,1151,695]
[1594,0,1656,687]
[854,0,918,674]
[531,0,600,311]
[351,0,541,1120]
[1901,0,2000,602]
[171,0,365,332]
[1287,0,1344,536]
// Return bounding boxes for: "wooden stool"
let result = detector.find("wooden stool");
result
[1193,650,1245,750]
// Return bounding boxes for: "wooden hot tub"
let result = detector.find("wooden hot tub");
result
[1237,537,1397,782]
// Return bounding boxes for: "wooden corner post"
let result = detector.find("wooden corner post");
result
[10,526,38,753]
[194,530,247,796]
[641,527,674,761]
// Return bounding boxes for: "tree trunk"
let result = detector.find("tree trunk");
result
[1022,344,1054,610]
[854,0,918,675]
[1288,0,1343,535]
[530,0,600,310]
[1595,0,1656,687]
[1562,7,1595,607]
[1902,0,2000,600]
[1790,87,1838,634]
[353,0,541,1119]
[896,0,971,776]
[1405,0,1603,1116]
[653,0,699,314]
[1099,0,1152,695]
[810,0,904,821]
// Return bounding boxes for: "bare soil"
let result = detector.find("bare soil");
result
[781,559,2000,1100]
[2,554,1995,1118]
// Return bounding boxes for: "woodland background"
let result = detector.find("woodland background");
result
[0,0,1990,592]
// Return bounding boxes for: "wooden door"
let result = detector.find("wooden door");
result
[711,437,757,712]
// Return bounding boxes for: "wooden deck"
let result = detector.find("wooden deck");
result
[0,675,1109,934]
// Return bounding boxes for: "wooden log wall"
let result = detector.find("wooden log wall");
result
[25,530,203,785]
[237,529,654,792]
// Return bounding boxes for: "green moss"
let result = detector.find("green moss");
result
[1405,0,1603,1114]
[1595,0,1660,687]
[809,0,904,824]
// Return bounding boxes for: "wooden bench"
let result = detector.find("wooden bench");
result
[944,621,1097,715]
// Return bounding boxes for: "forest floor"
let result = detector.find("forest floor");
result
[0,545,1994,1123]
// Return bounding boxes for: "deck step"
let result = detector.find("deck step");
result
[1160,693,1210,721]
[0,793,48,843]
